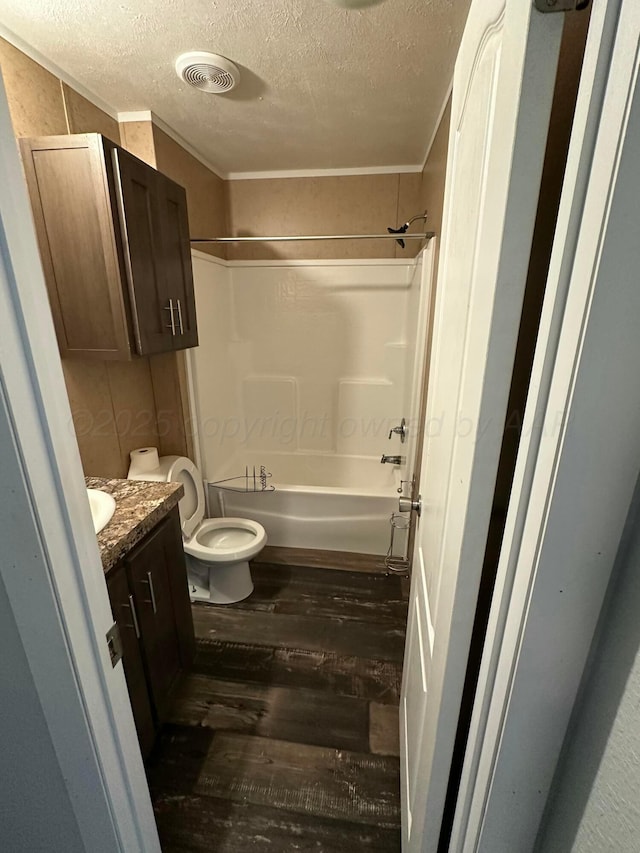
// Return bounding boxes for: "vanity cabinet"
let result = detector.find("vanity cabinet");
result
[107,507,195,757]
[19,133,198,360]
[107,564,156,758]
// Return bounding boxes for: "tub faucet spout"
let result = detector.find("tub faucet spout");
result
[381,454,404,465]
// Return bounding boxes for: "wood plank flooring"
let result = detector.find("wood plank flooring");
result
[147,561,408,851]
[253,545,389,574]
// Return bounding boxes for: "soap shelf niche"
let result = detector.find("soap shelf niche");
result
[209,465,275,493]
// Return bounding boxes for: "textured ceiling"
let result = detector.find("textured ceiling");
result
[0,0,470,175]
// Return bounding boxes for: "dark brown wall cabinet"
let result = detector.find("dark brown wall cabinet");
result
[107,508,195,757]
[20,134,198,360]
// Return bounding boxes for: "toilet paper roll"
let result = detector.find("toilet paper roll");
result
[129,446,159,475]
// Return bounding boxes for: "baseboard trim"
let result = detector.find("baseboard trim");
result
[253,545,388,574]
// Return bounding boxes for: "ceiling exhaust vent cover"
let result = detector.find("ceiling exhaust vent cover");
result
[175,52,240,94]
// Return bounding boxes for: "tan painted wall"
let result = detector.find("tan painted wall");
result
[152,126,227,261]
[224,99,450,263]
[61,82,121,144]
[225,171,428,260]
[0,38,67,136]
[119,120,156,166]
[417,99,451,271]
[0,39,164,477]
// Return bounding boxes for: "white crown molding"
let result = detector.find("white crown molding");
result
[420,80,454,171]
[116,110,153,124]
[226,164,423,181]
[0,24,119,122]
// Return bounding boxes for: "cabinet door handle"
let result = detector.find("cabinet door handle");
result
[164,299,176,334]
[146,571,158,614]
[175,298,184,335]
[127,594,141,639]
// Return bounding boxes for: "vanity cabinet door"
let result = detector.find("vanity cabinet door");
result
[106,563,156,758]
[162,507,197,666]
[127,514,183,720]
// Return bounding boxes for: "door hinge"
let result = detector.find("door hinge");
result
[534,0,591,11]
[106,622,123,668]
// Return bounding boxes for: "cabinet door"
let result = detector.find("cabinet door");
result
[164,508,196,667]
[158,175,199,350]
[106,564,156,758]
[19,135,133,359]
[111,146,175,356]
[127,517,182,719]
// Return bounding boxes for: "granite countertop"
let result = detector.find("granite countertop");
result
[86,477,184,574]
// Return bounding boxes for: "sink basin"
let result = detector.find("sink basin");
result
[87,488,116,534]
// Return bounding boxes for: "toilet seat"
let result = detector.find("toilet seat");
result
[128,452,267,602]
[128,454,205,539]
[184,517,267,564]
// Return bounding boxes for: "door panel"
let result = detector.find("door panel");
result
[19,136,132,359]
[162,508,196,667]
[111,146,173,355]
[127,518,181,719]
[400,1,565,849]
[159,175,198,350]
[402,596,427,837]
[107,565,156,758]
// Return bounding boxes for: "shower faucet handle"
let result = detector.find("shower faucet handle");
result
[388,418,407,443]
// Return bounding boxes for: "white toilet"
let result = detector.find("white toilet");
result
[128,453,266,604]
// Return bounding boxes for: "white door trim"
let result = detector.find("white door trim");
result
[0,75,160,850]
[450,0,639,848]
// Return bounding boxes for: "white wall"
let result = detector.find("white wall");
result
[191,254,416,486]
[536,485,640,852]
[0,576,85,850]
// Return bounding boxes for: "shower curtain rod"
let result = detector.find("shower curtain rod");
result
[191,232,435,243]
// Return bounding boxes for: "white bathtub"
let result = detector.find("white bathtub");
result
[206,452,404,555]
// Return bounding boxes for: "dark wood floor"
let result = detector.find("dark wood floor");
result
[147,561,409,852]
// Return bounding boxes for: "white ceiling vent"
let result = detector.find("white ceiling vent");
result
[175,52,240,94]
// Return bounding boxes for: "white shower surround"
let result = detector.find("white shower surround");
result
[189,250,424,554]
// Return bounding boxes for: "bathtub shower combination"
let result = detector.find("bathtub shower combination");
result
[188,244,435,558]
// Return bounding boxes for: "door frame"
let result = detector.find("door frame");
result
[0,75,160,850]
[450,0,636,848]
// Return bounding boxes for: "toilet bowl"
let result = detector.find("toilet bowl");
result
[128,453,266,604]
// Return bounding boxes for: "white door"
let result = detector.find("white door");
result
[400,0,567,848]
